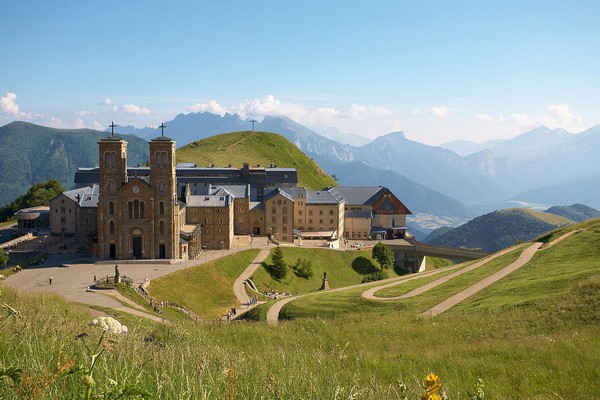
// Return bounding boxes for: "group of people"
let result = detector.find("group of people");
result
[248,296,258,306]
[226,306,237,321]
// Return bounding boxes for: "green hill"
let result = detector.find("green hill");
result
[0,121,150,207]
[1,219,599,398]
[176,130,337,190]
[426,208,574,252]
[545,203,600,222]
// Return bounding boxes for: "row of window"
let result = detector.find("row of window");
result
[108,220,168,234]
[108,201,167,218]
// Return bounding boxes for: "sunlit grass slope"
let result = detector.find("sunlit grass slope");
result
[1,220,598,398]
[176,130,337,190]
[148,249,260,318]
[249,247,400,295]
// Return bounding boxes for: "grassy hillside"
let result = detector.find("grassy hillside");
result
[544,203,600,222]
[0,121,150,207]
[1,220,599,398]
[176,130,337,190]
[427,207,574,252]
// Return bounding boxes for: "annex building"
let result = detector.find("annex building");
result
[49,131,412,260]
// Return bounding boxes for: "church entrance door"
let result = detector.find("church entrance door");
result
[109,243,116,259]
[132,236,142,259]
[159,244,166,259]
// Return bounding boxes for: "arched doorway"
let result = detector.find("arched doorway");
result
[131,229,142,259]
[109,243,116,259]
[158,244,166,259]
[253,226,261,235]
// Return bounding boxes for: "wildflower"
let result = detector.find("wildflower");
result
[89,317,128,334]
[421,373,442,400]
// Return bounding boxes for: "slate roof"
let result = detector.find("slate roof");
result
[328,187,387,206]
[346,210,373,219]
[264,187,294,203]
[186,194,231,207]
[209,184,251,199]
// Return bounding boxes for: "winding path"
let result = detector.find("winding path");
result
[421,242,542,316]
[361,244,523,301]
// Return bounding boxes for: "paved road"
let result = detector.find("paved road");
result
[3,247,247,319]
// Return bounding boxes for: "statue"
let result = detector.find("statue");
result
[114,263,120,283]
[320,271,329,291]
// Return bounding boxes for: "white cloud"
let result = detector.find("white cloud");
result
[474,113,495,122]
[93,120,104,130]
[491,104,584,132]
[1,92,30,118]
[74,118,86,129]
[122,103,150,115]
[102,98,113,105]
[431,106,449,118]
[187,100,228,115]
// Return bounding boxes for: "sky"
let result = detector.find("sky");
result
[1,0,599,145]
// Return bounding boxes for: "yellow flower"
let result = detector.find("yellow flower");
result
[424,373,441,392]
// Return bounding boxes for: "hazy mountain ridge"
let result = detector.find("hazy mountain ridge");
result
[544,203,600,222]
[109,112,600,209]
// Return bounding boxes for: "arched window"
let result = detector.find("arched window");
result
[140,201,145,219]
[133,199,140,219]
[128,201,133,219]
[159,220,165,234]
[159,180,165,194]
[155,152,161,168]
[109,220,115,234]
[108,180,115,193]
[111,152,116,168]
[109,202,114,215]
[159,201,165,215]
[162,152,168,167]
[104,152,111,168]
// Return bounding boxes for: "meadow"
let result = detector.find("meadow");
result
[1,221,599,399]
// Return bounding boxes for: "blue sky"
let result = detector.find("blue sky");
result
[1,1,599,145]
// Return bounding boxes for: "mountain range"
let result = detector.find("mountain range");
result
[114,112,600,211]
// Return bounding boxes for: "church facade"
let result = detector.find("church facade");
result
[97,134,181,260]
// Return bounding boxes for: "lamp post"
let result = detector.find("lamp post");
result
[220,241,224,258]
[237,236,240,251]
[202,246,207,264]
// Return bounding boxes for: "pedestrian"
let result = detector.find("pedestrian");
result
[93,274,96,282]
[49,276,53,285]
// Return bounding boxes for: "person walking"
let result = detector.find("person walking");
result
[49,276,53,285]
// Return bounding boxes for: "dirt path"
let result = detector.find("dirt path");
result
[361,244,523,301]
[231,249,270,318]
[422,242,542,317]
[265,268,449,324]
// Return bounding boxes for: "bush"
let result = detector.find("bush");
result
[292,258,314,279]
[361,269,389,283]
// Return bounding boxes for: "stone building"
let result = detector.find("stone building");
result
[97,133,181,260]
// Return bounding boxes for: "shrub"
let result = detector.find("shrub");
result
[292,258,314,279]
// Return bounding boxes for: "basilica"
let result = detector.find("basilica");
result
[49,128,411,261]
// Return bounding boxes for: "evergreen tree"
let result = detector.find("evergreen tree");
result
[270,246,288,280]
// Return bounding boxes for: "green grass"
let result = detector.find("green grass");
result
[1,220,599,399]
[148,249,260,319]
[176,130,337,190]
[250,247,399,295]
[425,256,456,270]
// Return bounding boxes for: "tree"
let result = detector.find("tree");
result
[372,242,394,270]
[0,248,8,269]
[292,258,314,279]
[269,246,288,280]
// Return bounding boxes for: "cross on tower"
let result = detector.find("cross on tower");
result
[249,119,257,132]
[109,121,116,137]
[159,122,166,137]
